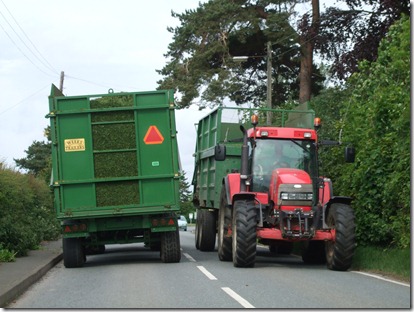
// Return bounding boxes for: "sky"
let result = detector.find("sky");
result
[0,0,210,182]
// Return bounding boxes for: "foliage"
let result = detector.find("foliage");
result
[316,0,410,80]
[178,171,195,218]
[0,162,60,259]
[14,126,52,183]
[14,140,51,182]
[157,0,324,108]
[311,16,410,248]
[0,243,16,262]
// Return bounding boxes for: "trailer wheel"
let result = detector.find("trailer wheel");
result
[325,203,356,271]
[160,229,181,263]
[218,187,232,261]
[198,209,216,251]
[63,237,85,268]
[232,199,257,268]
[195,214,201,250]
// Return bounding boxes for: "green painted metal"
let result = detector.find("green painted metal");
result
[48,85,180,225]
[192,106,315,210]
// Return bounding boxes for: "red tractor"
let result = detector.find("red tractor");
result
[213,114,356,270]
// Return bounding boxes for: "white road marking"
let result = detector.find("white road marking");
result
[221,287,255,308]
[352,271,410,287]
[183,253,196,262]
[197,266,217,280]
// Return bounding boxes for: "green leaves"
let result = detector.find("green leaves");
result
[0,163,60,258]
[158,0,323,108]
[312,16,410,248]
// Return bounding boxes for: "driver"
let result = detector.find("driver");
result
[253,143,290,176]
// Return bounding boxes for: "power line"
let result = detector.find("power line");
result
[0,1,58,77]
[0,21,56,78]
[0,84,49,116]
[0,0,58,74]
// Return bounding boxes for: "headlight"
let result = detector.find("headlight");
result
[280,192,313,200]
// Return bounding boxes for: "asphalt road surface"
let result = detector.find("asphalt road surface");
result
[8,227,411,309]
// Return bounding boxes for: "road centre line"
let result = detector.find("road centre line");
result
[221,287,255,308]
[197,266,217,280]
[183,253,196,262]
[352,271,410,287]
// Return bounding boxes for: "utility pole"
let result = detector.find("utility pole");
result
[266,41,272,125]
[59,71,65,92]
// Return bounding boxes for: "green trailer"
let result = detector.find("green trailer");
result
[48,85,181,267]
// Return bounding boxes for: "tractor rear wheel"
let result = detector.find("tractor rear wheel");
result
[197,209,216,251]
[232,199,257,268]
[218,187,232,261]
[325,203,356,271]
[63,237,85,268]
[160,228,181,263]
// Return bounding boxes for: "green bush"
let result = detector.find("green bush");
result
[310,16,410,249]
[0,163,60,258]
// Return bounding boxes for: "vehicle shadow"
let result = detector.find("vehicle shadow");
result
[254,248,326,270]
[83,244,165,267]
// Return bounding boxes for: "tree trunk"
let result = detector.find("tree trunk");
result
[298,0,320,109]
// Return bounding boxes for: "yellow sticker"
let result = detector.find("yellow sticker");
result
[64,138,85,152]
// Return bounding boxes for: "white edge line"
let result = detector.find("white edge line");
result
[197,265,217,280]
[352,271,410,287]
[222,287,255,309]
[183,253,196,262]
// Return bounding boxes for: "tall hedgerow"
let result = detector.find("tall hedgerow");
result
[0,162,60,259]
[315,16,410,248]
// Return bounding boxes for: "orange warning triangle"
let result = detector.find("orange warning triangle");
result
[143,125,164,144]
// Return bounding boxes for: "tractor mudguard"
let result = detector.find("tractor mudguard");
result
[323,196,353,228]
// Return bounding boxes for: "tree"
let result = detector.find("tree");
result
[298,0,320,106]
[315,0,410,80]
[178,171,194,218]
[13,126,52,182]
[157,0,325,109]
[315,16,410,248]
[14,127,51,182]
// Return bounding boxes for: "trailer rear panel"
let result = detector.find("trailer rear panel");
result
[48,85,180,219]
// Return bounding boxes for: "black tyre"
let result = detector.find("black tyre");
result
[195,209,201,249]
[63,237,85,268]
[160,229,181,263]
[198,209,216,251]
[232,199,257,268]
[325,203,356,271]
[301,241,326,264]
[218,187,232,261]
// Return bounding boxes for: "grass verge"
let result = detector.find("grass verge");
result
[351,246,410,283]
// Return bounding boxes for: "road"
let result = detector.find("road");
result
[8,227,411,309]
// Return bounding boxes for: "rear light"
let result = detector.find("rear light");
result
[64,223,87,233]
[152,217,176,227]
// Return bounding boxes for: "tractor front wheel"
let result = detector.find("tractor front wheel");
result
[232,199,257,268]
[325,203,356,271]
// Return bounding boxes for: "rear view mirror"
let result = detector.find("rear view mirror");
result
[214,144,226,161]
[345,146,355,163]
